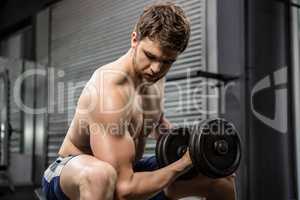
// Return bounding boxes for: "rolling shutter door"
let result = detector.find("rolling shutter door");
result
[48,0,207,164]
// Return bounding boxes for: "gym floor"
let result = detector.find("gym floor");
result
[0,187,201,200]
[0,186,37,200]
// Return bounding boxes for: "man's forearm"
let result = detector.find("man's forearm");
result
[119,158,192,200]
[152,114,173,140]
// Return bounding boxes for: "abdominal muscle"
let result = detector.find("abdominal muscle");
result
[58,114,93,157]
[58,110,161,162]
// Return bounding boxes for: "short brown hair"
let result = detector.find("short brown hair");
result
[135,2,191,53]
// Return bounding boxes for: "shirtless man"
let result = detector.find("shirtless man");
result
[42,2,236,200]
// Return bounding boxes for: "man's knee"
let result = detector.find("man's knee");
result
[101,162,118,185]
[81,162,117,188]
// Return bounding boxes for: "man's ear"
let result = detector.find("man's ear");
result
[131,31,139,49]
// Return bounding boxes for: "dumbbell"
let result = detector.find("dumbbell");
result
[155,118,242,179]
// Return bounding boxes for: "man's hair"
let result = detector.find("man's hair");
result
[135,2,191,53]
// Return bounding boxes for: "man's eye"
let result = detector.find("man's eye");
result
[163,61,174,65]
[146,54,155,60]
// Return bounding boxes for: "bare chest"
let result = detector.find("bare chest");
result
[129,95,162,138]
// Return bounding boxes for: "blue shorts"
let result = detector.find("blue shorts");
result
[42,155,74,200]
[42,155,169,200]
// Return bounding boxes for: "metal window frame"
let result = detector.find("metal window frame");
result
[0,69,10,167]
[290,2,300,200]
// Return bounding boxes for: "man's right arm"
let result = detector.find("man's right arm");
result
[88,87,192,200]
[90,122,192,200]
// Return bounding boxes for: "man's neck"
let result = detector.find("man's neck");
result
[118,49,143,89]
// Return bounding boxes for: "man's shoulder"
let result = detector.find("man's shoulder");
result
[91,62,131,88]
[83,78,131,108]
[81,65,132,113]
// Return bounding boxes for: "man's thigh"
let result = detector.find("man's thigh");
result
[164,175,236,200]
[59,154,112,199]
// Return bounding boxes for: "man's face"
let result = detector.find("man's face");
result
[131,33,178,84]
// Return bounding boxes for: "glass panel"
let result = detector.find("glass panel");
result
[298,9,300,58]
[294,6,300,199]
[291,0,300,7]
[0,78,4,123]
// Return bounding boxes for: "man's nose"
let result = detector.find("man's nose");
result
[151,62,161,74]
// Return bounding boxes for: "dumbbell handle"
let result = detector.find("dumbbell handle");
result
[177,145,188,157]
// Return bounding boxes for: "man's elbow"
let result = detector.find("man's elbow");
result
[115,182,133,200]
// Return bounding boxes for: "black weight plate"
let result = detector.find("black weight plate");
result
[189,123,200,171]
[186,126,202,180]
[194,119,242,178]
[207,119,241,177]
[202,120,238,169]
[162,127,198,180]
[155,134,168,168]
[162,127,190,164]
[160,134,170,167]
[190,119,214,177]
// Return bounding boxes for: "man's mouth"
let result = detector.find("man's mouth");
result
[145,74,155,80]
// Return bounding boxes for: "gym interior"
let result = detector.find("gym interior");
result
[0,0,299,199]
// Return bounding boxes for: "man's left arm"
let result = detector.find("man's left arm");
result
[152,82,236,200]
